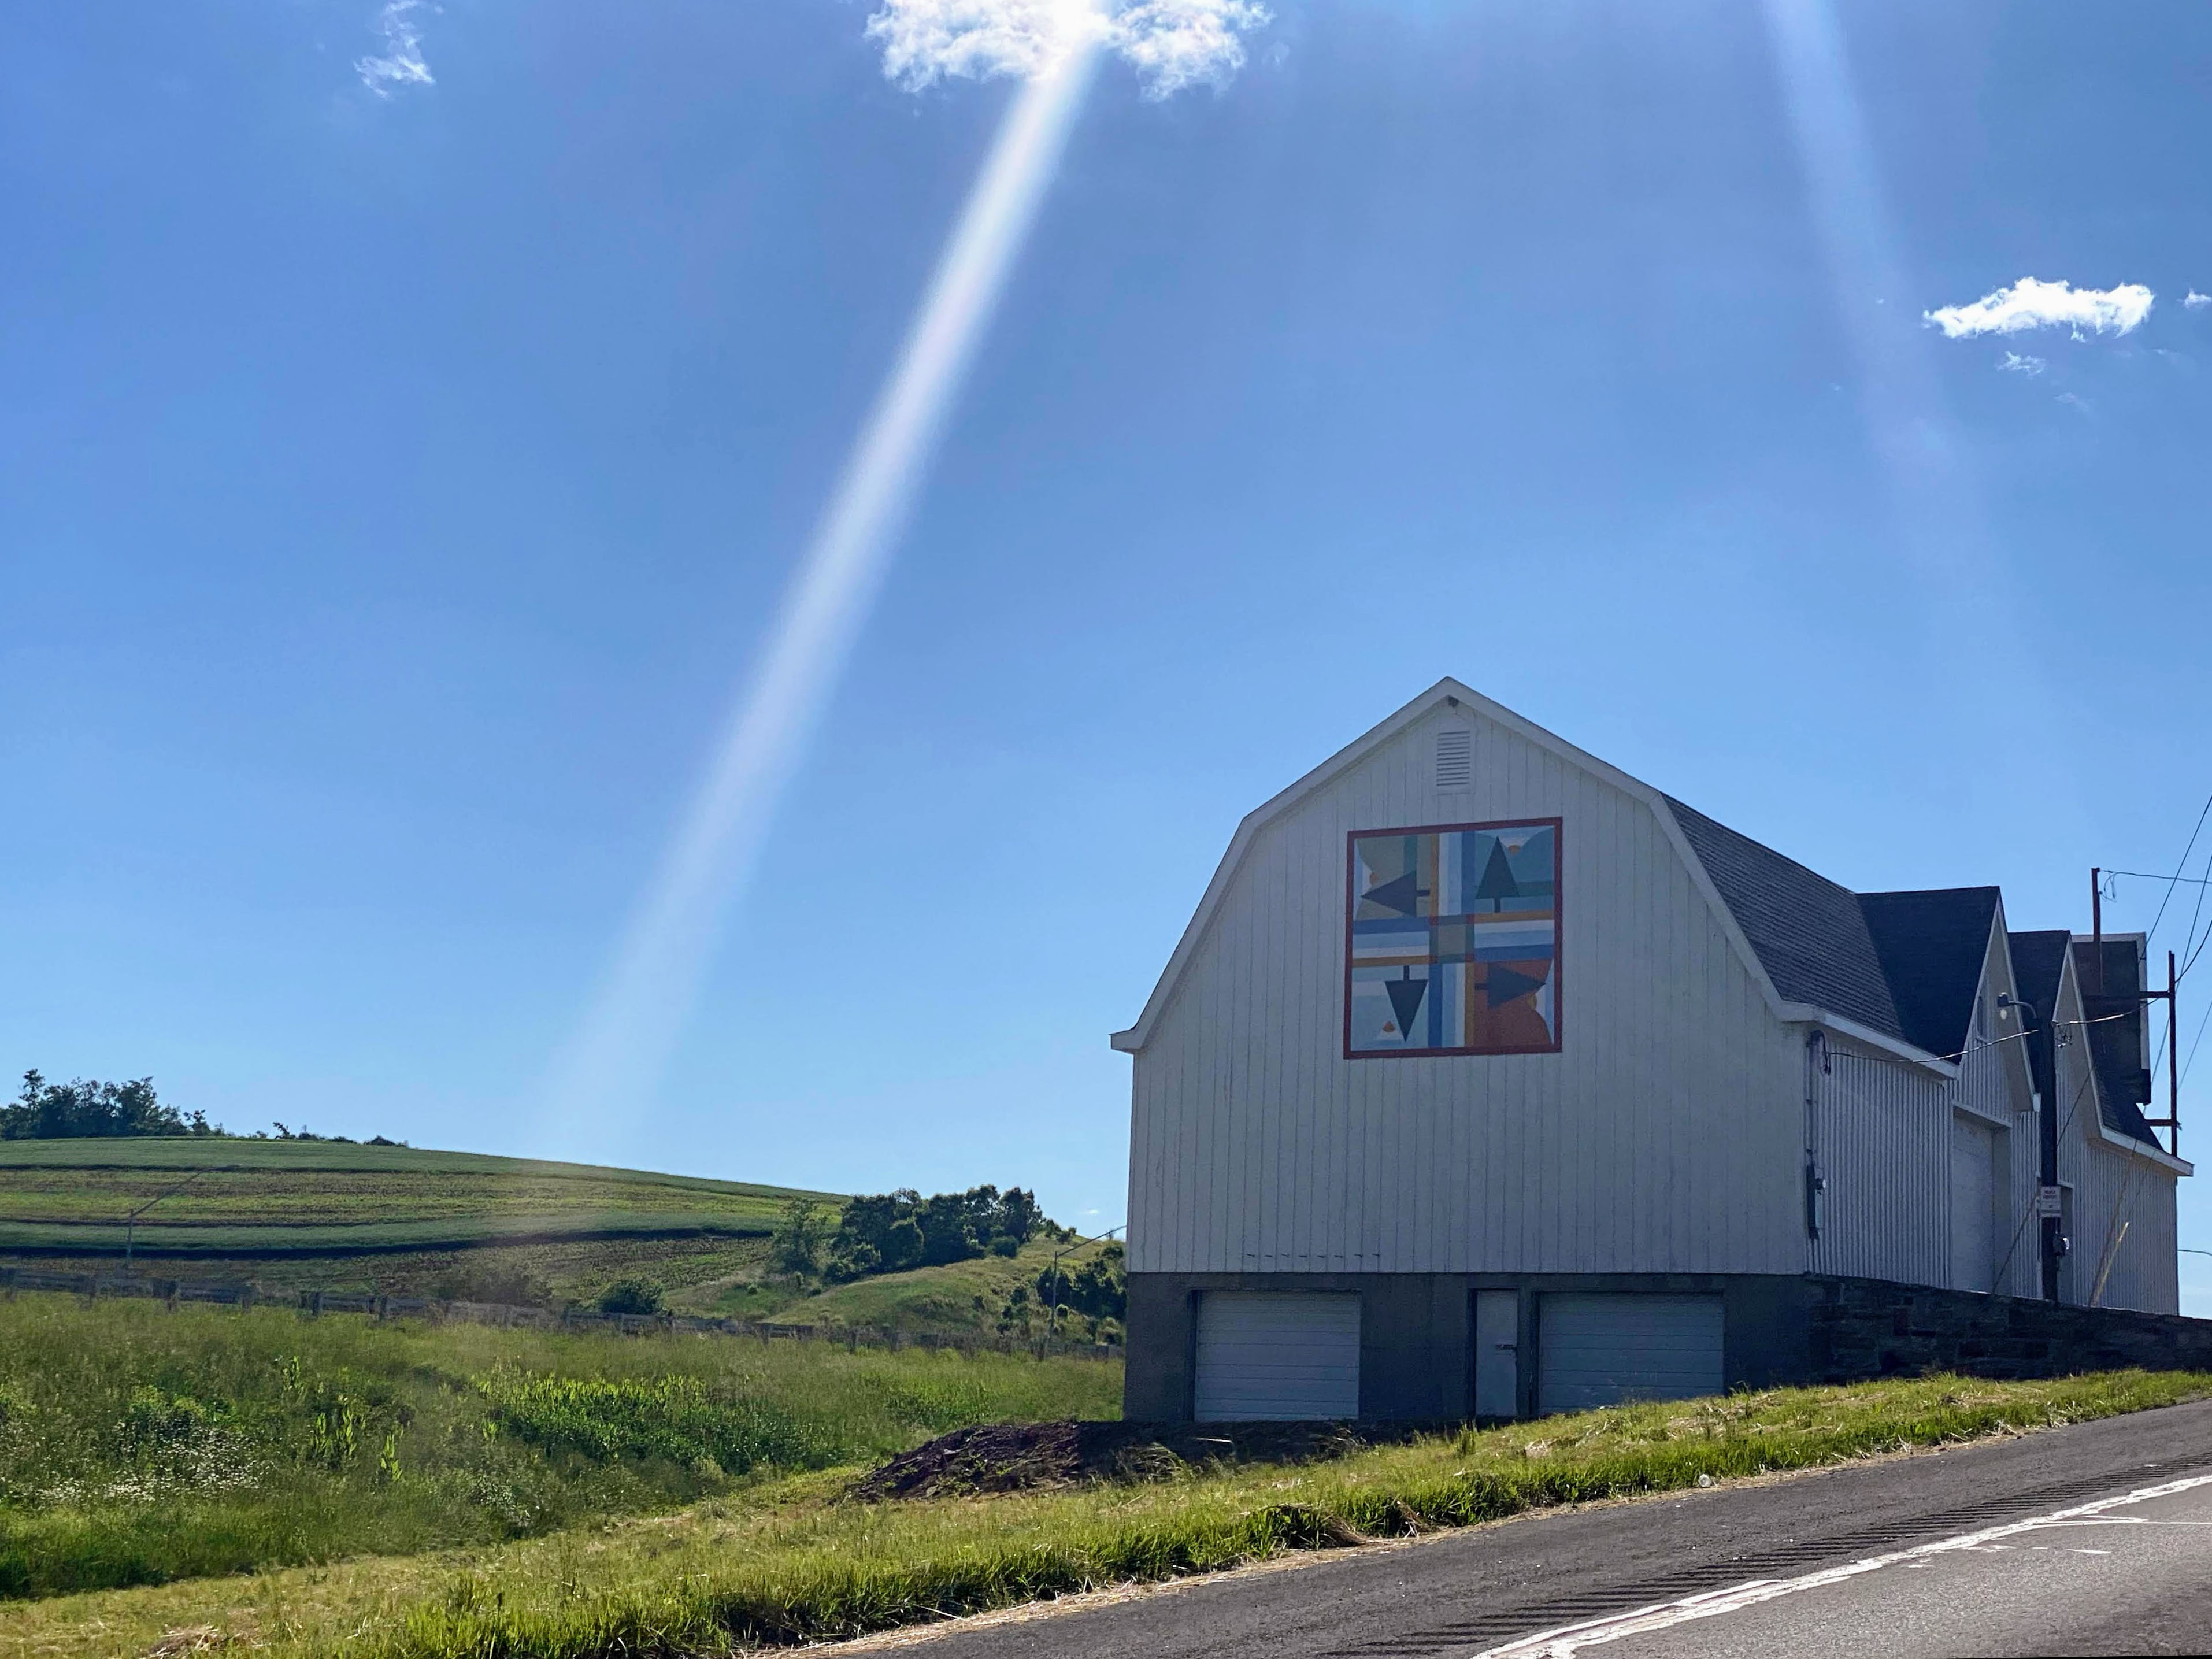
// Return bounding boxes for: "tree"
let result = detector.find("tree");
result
[769,1199,832,1278]
[1037,1242,1125,1326]
[596,1278,662,1316]
[3,1072,222,1140]
[823,1184,1061,1283]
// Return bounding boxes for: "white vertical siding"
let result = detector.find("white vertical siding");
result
[1127,709,1803,1276]
[1951,925,2041,1299]
[2046,958,2181,1313]
[1807,1047,1948,1287]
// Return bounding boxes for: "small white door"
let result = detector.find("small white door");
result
[1951,1114,1999,1293]
[1474,1290,1520,1419]
[1194,1292,1361,1421]
[1536,1294,1724,1414]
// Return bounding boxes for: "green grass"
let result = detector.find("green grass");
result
[673,1233,1112,1334]
[0,1139,827,1258]
[0,1141,1093,1340]
[0,1288,1119,1604]
[1,1368,2203,1659]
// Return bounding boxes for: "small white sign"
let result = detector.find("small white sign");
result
[2037,1186,2063,1218]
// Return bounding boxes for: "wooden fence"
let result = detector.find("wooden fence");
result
[0,1266,1121,1361]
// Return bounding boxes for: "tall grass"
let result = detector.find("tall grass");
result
[0,1369,2203,1658]
[0,1290,1117,1600]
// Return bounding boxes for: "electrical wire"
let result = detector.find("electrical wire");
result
[2180,992,2212,1090]
[1989,1054,2095,1293]
[2136,793,2212,949]
[1822,1008,2129,1081]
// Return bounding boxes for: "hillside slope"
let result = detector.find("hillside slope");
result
[0,1140,1106,1335]
[0,1139,834,1308]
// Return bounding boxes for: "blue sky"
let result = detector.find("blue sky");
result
[4,2,2210,1301]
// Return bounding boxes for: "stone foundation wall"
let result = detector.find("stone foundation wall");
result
[1806,1277,2212,1383]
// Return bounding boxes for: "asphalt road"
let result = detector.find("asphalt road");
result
[866,1399,2212,1658]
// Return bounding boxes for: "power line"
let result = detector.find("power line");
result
[2137,793,2212,949]
[1992,1056,2094,1292]
[2180,991,2212,1090]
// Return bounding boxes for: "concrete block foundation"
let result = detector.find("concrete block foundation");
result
[1125,1271,2212,1423]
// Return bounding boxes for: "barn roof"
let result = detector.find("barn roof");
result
[1661,802,2009,1061]
[2072,938,2165,1148]
[1662,797,1905,1040]
[2003,927,2155,1151]
[1858,887,2003,1059]
[1117,680,2028,1079]
[2008,925,2073,1097]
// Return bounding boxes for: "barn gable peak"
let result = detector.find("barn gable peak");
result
[1110,679,1806,1059]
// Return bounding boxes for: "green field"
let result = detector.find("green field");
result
[0,1138,824,1253]
[0,1139,1117,1343]
[0,1288,1120,1610]
[0,1139,820,1313]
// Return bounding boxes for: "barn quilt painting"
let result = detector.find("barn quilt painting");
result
[1345,820,1561,1056]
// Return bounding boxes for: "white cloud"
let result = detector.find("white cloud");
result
[2188,291,2212,310]
[865,0,1270,98]
[1996,351,2044,376]
[1923,277,2153,340]
[357,1,435,98]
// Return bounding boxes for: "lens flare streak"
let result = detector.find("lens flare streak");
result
[547,46,1099,1138]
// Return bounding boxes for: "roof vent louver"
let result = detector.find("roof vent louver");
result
[1436,727,1472,790]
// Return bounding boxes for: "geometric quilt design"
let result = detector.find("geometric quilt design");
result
[1344,819,1562,1056]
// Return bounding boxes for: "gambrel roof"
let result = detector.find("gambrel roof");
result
[1115,680,2026,1079]
[1663,796,1905,1040]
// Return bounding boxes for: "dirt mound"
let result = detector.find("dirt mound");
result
[850,1419,1437,1501]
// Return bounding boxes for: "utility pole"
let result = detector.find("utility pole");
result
[2087,869,2181,1160]
[123,1168,221,1272]
[2143,950,2180,1160]
[1043,1224,1122,1339]
[2004,992,2063,1303]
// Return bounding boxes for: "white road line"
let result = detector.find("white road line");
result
[1470,1471,2212,1658]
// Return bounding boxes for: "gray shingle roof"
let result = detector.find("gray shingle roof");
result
[2007,928,2072,1104]
[1859,888,2002,1059]
[1663,796,1906,1041]
[1663,801,2006,1069]
[2072,939,2163,1148]
[1661,797,2166,1158]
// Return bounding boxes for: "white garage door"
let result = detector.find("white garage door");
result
[1951,1113,1999,1293]
[1194,1292,1361,1421]
[1536,1294,1724,1414]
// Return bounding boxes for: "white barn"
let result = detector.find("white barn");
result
[1114,682,2192,1421]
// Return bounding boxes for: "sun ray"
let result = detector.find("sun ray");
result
[544,44,1101,1144]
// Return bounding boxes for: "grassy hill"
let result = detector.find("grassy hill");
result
[0,1138,828,1308]
[0,1139,1109,1335]
[0,1138,827,1242]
